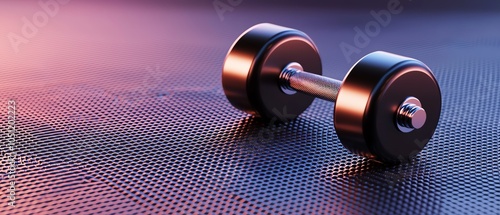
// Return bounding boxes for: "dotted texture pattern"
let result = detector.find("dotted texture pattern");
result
[0,3,499,215]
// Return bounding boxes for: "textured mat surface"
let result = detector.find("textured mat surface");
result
[0,1,499,214]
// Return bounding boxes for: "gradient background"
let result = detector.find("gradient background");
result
[1,0,499,214]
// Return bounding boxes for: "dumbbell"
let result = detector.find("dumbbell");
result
[222,23,441,163]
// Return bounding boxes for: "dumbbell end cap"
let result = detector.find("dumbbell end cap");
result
[334,51,441,163]
[222,23,322,120]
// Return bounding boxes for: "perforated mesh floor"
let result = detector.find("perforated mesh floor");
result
[0,2,499,214]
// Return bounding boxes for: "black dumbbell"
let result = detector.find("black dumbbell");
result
[222,23,441,163]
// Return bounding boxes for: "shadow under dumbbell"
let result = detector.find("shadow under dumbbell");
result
[223,114,388,166]
[217,115,413,210]
[227,116,326,156]
[315,156,443,214]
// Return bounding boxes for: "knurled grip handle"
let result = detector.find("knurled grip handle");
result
[279,64,342,102]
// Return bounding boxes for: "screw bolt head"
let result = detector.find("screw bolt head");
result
[396,97,426,133]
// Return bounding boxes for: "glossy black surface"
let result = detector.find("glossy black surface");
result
[335,51,441,163]
[222,23,322,120]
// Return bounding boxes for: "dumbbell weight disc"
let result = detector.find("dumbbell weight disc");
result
[334,51,441,163]
[222,23,322,120]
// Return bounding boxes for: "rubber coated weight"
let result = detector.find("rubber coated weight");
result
[334,51,441,163]
[222,23,322,120]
